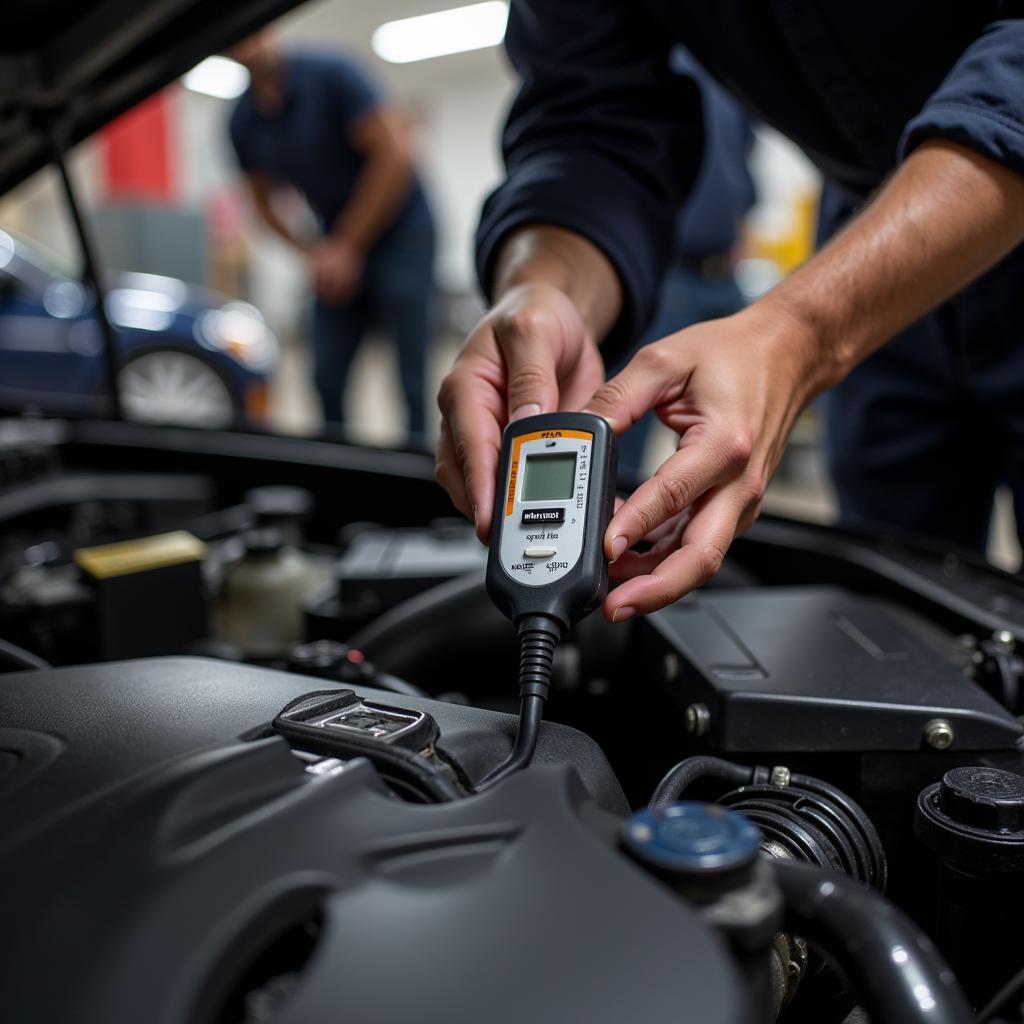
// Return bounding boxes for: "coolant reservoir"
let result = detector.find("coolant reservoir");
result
[217,527,319,656]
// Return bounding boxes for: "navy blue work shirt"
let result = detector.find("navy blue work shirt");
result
[477,2,1024,353]
[670,49,755,262]
[230,51,431,240]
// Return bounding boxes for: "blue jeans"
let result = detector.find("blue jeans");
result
[825,246,1024,554]
[613,264,746,481]
[312,223,435,438]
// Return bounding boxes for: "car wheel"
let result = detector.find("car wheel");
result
[118,350,237,428]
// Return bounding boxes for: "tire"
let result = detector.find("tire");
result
[117,349,237,429]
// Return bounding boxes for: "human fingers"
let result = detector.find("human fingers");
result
[436,338,505,541]
[603,482,754,621]
[434,421,472,521]
[493,304,565,423]
[603,425,750,563]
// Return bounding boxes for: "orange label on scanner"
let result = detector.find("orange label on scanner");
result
[505,429,593,517]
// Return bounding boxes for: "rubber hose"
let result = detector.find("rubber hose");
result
[0,638,50,672]
[650,756,760,808]
[773,859,972,1024]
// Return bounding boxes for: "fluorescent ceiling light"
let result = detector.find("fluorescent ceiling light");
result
[183,56,250,100]
[372,1,508,64]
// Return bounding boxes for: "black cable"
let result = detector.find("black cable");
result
[977,964,1024,1024]
[477,614,561,790]
[0,638,50,672]
[649,755,761,807]
[773,859,973,1024]
[321,737,462,803]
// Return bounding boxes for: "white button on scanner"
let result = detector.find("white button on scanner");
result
[524,546,557,559]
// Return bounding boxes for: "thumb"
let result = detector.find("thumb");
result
[495,309,564,422]
[584,346,680,434]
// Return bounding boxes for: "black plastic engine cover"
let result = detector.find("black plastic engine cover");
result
[0,659,748,1024]
[641,586,1023,752]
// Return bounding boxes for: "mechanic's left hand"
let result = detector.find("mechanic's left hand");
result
[310,237,364,304]
[584,305,821,623]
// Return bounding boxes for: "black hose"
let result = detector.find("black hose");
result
[0,638,50,672]
[476,614,561,790]
[650,756,762,807]
[348,572,493,661]
[773,859,973,1024]
[288,727,462,803]
[371,672,429,699]
[977,963,1024,1024]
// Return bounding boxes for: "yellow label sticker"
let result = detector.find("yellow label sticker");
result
[74,530,207,580]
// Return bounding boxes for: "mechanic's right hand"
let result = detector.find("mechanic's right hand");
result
[436,282,604,542]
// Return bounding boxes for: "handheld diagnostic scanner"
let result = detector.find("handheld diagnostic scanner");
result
[480,412,617,787]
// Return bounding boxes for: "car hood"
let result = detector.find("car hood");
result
[0,0,304,196]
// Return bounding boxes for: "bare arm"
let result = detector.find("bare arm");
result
[245,173,310,251]
[586,138,1024,620]
[763,139,1024,392]
[329,105,417,253]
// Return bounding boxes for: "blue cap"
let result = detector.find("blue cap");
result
[622,802,761,875]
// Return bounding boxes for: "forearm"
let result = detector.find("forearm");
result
[330,146,413,253]
[762,139,1024,394]
[492,226,623,346]
[249,184,309,252]
[260,209,308,251]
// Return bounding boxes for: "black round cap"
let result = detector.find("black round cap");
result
[915,766,1024,873]
[940,766,1024,833]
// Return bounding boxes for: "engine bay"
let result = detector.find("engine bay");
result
[3,417,1024,1024]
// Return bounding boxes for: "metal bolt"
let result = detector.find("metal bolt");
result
[684,703,711,737]
[924,719,955,750]
[663,652,680,683]
[770,765,791,788]
[992,629,1015,648]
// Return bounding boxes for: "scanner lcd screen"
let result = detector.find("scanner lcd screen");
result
[522,452,576,502]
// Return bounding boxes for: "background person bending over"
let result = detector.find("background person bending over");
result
[435,3,1024,622]
[229,31,435,441]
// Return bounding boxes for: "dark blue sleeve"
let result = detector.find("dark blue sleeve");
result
[321,53,381,128]
[900,18,1024,175]
[475,0,703,355]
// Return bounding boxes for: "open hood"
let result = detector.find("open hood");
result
[0,0,304,195]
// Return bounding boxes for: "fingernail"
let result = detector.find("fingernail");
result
[510,403,541,422]
[611,605,637,624]
[471,504,479,527]
[610,535,629,561]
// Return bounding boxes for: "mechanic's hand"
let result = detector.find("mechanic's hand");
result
[585,308,816,622]
[436,282,605,541]
[309,238,363,304]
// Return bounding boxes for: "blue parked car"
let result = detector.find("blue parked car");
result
[0,229,278,428]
